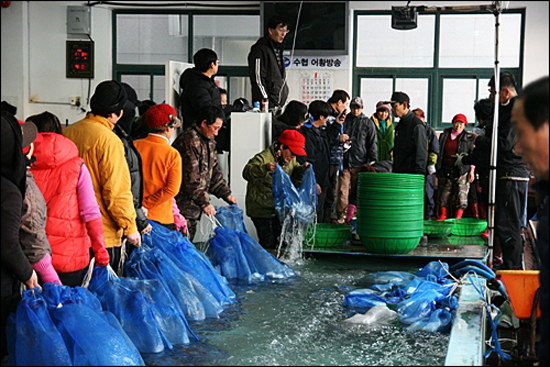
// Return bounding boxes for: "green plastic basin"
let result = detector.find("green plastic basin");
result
[423,220,455,238]
[359,235,421,254]
[449,218,488,236]
[304,223,352,248]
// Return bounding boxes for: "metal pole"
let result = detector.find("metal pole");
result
[487,6,501,269]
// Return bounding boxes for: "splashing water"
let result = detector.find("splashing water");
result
[276,209,318,265]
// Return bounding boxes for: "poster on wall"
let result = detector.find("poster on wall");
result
[300,71,332,105]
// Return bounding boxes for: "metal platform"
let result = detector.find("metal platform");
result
[302,236,489,266]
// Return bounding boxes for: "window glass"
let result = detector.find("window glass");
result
[121,75,152,102]
[193,15,260,66]
[442,79,477,124]
[356,15,435,67]
[117,14,189,65]
[395,78,429,122]
[153,75,166,104]
[478,78,491,101]
[439,13,521,68]
[229,76,253,105]
[359,78,393,115]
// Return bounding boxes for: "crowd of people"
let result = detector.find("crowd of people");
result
[0,11,548,365]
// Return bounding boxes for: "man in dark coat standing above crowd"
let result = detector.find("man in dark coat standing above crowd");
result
[387,91,427,175]
[179,48,222,129]
[248,15,290,110]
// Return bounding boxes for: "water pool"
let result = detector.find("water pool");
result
[142,257,451,366]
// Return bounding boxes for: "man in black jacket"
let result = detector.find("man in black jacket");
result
[301,100,333,222]
[458,72,530,270]
[247,15,289,110]
[113,83,151,252]
[387,91,427,175]
[179,48,222,129]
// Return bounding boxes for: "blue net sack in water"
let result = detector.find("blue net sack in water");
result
[12,289,72,366]
[402,278,455,298]
[397,288,447,325]
[207,225,257,282]
[118,277,196,345]
[237,231,296,280]
[145,222,236,306]
[125,243,222,321]
[406,308,453,333]
[272,164,318,224]
[87,265,172,353]
[39,282,144,365]
[415,261,452,283]
[343,292,387,311]
[215,204,248,233]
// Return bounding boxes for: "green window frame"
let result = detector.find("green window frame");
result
[352,9,525,130]
[112,9,259,102]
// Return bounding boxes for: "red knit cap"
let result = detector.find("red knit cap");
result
[145,103,177,129]
[452,113,468,125]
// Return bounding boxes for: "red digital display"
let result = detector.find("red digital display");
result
[67,41,94,78]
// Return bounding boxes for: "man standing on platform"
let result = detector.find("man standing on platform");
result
[387,91,427,175]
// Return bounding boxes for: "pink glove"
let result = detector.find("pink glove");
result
[32,253,62,285]
[172,198,188,235]
[86,218,110,267]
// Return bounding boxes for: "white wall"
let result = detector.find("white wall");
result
[1,1,548,123]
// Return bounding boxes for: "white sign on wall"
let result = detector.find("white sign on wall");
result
[284,55,349,69]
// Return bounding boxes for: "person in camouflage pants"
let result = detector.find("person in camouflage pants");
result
[438,173,470,212]
[435,113,475,220]
[172,105,237,241]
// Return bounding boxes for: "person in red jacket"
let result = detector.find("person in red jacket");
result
[27,111,110,287]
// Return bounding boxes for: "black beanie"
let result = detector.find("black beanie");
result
[90,80,128,117]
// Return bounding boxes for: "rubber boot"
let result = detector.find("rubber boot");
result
[345,204,356,225]
[469,203,479,219]
[438,207,447,221]
[479,202,487,220]
[455,208,464,219]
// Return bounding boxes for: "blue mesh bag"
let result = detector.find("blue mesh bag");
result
[144,222,236,305]
[237,231,296,280]
[118,277,196,345]
[406,308,453,333]
[272,164,318,224]
[415,261,452,284]
[397,289,447,325]
[125,244,221,321]
[12,289,72,366]
[215,204,248,232]
[207,225,256,282]
[343,292,387,311]
[402,278,455,298]
[38,282,144,365]
[87,265,172,353]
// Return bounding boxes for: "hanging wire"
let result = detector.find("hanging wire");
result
[466,271,512,361]
[278,1,303,109]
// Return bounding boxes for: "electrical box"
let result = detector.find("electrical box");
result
[67,6,91,34]
[66,41,94,78]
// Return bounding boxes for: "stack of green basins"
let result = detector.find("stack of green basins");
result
[357,172,425,254]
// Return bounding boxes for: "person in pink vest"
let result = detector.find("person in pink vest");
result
[26,111,110,287]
